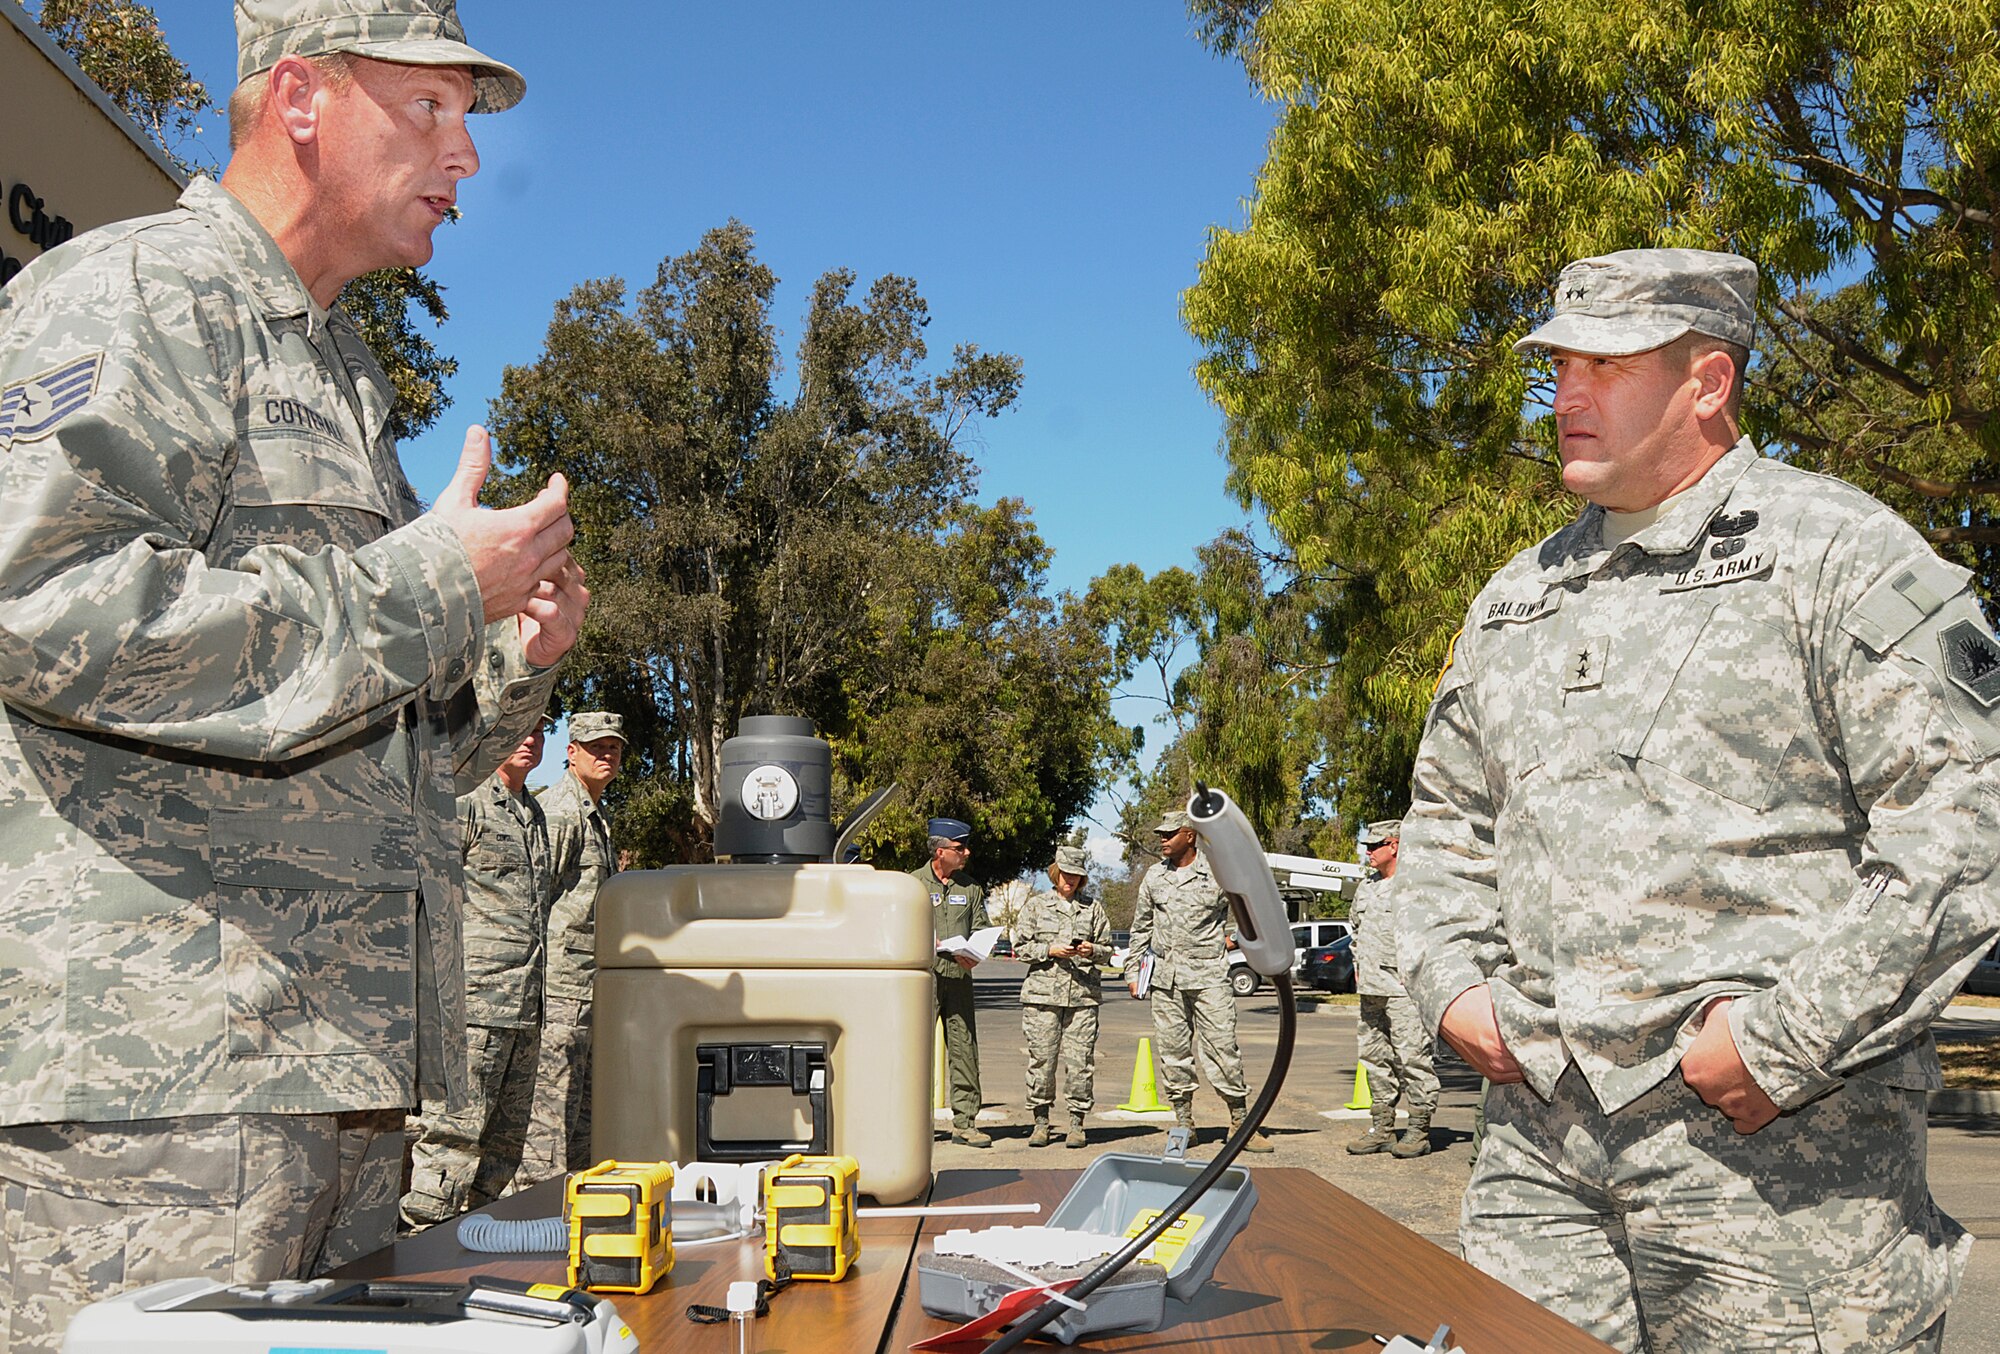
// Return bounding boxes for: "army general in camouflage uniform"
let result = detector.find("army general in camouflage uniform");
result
[1399,248,2000,1352]
[1017,844,1114,1149]
[1124,812,1271,1151]
[1346,819,1439,1159]
[0,3,585,1348]
[514,710,625,1187]
[915,817,991,1147]
[403,723,553,1226]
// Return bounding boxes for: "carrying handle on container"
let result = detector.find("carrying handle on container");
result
[830,783,902,863]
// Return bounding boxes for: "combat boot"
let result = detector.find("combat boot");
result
[1346,1121,1396,1155]
[1172,1101,1196,1131]
[1227,1100,1274,1153]
[1390,1120,1433,1158]
[1064,1116,1088,1150]
[1027,1112,1052,1148]
[952,1122,993,1148]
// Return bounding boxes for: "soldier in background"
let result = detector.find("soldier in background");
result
[1345,819,1439,1158]
[404,722,554,1226]
[1399,248,1999,1351]
[1017,844,1114,1148]
[514,711,625,1187]
[0,2,579,1346]
[1125,812,1272,1152]
[915,818,991,1147]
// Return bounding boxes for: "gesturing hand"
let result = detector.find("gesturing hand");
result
[430,425,579,626]
[1439,984,1525,1084]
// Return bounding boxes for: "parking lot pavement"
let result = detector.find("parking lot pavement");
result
[941,961,2000,1348]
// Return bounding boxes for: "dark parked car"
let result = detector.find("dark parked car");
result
[990,935,1014,959]
[1297,935,1355,993]
[1964,940,2000,996]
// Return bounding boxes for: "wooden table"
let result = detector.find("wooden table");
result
[332,1175,931,1349]
[334,1167,1614,1352]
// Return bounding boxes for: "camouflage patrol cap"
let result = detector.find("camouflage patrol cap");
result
[236,0,526,113]
[569,712,626,745]
[1360,818,1402,846]
[1054,845,1091,877]
[1152,810,1190,835]
[1514,248,1757,357]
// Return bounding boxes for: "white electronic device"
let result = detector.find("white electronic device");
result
[1186,786,1294,977]
[61,1276,640,1354]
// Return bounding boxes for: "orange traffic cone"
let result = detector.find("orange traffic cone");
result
[1118,1036,1170,1113]
[1344,1061,1373,1111]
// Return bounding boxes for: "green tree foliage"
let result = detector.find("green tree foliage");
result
[1089,530,1352,864]
[34,0,212,174]
[33,1,458,441]
[488,223,1132,880]
[1184,0,2000,823]
[338,268,458,443]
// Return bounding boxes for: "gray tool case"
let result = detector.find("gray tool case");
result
[916,1141,1259,1343]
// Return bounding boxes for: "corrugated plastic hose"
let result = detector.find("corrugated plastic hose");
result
[455,1212,568,1253]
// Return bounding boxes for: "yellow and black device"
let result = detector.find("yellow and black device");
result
[565,1160,675,1295]
[762,1153,860,1282]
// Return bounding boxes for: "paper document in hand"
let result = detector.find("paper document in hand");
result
[936,926,1005,963]
[1131,952,1154,998]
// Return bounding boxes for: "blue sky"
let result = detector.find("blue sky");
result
[142,4,1280,816]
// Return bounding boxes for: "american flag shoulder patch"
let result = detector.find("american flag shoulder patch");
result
[0,352,103,446]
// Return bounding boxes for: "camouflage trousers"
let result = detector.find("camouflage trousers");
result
[403,1022,540,1228]
[1148,980,1247,1108]
[1469,1066,1966,1352]
[937,973,983,1127]
[1022,1002,1100,1120]
[513,996,594,1191]
[0,1109,403,1354]
[1355,993,1439,1130]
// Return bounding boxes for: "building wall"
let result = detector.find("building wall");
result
[0,0,186,287]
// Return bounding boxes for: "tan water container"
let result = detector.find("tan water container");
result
[593,863,935,1205]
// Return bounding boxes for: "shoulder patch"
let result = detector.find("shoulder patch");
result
[1841,552,1972,656]
[0,353,103,446]
[1939,620,2000,708]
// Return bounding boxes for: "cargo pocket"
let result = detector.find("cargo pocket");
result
[1620,600,1803,810]
[209,808,418,1058]
[1808,1206,1967,1349]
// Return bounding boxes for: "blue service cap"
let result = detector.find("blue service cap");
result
[927,817,972,843]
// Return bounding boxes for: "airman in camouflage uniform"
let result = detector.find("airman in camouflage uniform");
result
[514,711,625,1187]
[915,817,991,1146]
[1398,248,1998,1352]
[0,4,583,1348]
[403,725,553,1226]
[1124,812,1271,1151]
[1017,844,1114,1148]
[1346,820,1439,1158]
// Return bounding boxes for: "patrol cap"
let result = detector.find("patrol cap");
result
[928,817,972,844]
[1514,248,1757,357]
[569,712,626,745]
[1054,845,1091,877]
[1360,819,1402,847]
[236,0,526,114]
[1152,810,1190,835]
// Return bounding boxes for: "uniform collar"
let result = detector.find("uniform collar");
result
[1544,438,1761,584]
[181,177,317,324]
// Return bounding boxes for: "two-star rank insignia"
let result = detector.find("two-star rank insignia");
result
[1940,619,2000,707]
[1562,636,1608,693]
